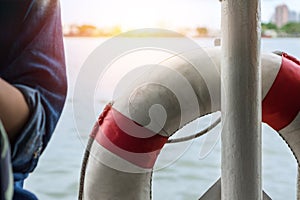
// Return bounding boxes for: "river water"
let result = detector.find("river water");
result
[25,37,300,200]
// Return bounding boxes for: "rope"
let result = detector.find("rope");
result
[167,116,221,143]
[78,136,95,200]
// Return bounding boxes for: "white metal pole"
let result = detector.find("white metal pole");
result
[221,0,262,199]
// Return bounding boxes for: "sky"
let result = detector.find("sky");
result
[60,0,300,30]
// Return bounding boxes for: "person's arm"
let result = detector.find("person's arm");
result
[0,78,29,143]
[0,0,67,179]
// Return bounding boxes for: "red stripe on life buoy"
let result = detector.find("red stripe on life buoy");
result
[91,104,168,168]
[262,53,300,131]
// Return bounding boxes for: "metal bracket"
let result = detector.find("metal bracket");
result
[199,178,272,200]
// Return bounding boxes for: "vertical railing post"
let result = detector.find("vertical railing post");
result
[221,0,262,199]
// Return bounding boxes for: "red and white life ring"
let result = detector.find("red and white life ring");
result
[79,48,300,200]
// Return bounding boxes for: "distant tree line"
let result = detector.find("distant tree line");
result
[64,24,122,37]
[262,22,300,34]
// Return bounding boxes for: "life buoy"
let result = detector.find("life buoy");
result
[79,48,300,200]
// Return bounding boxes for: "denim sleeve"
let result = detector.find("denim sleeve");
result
[11,85,46,173]
[0,0,67,176]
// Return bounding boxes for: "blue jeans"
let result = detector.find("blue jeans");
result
[13,177,37,200]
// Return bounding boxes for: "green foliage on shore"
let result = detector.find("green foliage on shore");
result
[281,23,300,34]
[262,23,277,31]
[262,22,300,37]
